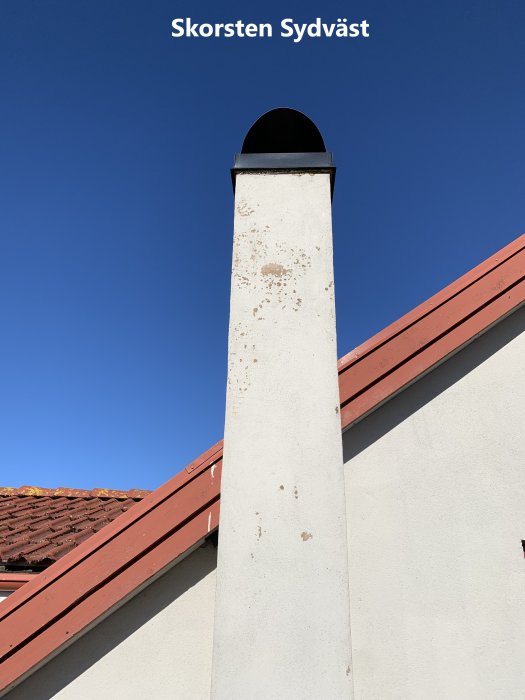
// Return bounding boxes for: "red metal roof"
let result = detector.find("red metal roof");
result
[0,487,149,569]
[0,233,524,694]
[0,573,34,591]
[337,232,525,428]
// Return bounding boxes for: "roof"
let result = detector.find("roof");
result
[0,573,33,592]
[337,232,525,428]
[0,233,524,694]
[0,487,149,570]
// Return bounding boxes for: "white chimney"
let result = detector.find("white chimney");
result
[211,109,353,699]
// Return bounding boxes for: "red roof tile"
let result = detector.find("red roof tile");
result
[0,487,150,569]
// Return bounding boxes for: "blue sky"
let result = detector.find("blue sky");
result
[1,1,524,490]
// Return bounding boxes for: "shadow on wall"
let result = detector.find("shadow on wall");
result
[343,304,525,463]
[6,542,217,700]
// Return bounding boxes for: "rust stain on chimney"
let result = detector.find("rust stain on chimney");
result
[260,263,290,277]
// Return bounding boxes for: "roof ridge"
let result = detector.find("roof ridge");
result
[0,486,150,500]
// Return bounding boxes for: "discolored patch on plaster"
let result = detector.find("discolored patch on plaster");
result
[261,263,290,278]
[300,531,313,541]
[279,485,284,490]
[236,200,255,217]
[346,665,351,676]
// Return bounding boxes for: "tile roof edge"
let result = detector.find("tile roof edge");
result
[0,233,524,694]
[0,487,150,500]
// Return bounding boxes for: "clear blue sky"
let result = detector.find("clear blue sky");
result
[1,1,524,490]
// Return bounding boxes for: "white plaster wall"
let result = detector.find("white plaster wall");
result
[343,307,525,700]
[5,544,217,700]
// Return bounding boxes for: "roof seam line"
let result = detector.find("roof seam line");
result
[340,274,525,410]
[0,493,220,663]
[338,244,525,372]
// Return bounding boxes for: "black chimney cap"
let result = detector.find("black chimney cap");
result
[232,108,335,194]
[241,108,326,154]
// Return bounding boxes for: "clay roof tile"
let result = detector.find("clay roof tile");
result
[0,486,149,568]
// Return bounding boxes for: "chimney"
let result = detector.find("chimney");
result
[211,109,353,698]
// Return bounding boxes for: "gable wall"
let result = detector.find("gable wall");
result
[5,307,525,700]
[343,306,525,699]
[5,544,217,700]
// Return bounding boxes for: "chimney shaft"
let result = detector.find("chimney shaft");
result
[211,111,353,698]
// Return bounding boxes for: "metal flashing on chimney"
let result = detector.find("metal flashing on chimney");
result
[231,108,336,194]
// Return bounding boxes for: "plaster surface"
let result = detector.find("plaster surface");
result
[5,544,217,700]
[211,172,353,699]
[343,306,525,700]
